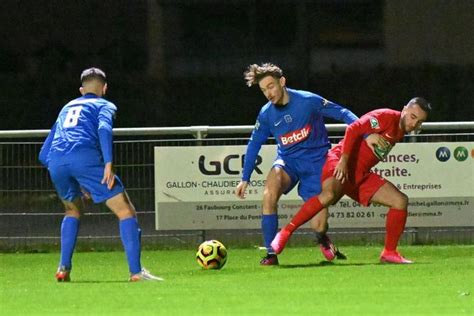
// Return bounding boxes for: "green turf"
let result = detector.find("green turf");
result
[1,245,472,315]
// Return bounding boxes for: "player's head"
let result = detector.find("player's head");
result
[400,97,431,133]
[244,63,287,105]
[79,67,107,96]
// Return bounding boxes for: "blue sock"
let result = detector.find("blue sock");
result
[59,216,80,269]
[119,217,142,274]
[262,214,278,253]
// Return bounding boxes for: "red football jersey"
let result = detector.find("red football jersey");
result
[335,108,405,173]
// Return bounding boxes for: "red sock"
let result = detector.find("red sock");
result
[286,196,324,233]
[385,208,407,251]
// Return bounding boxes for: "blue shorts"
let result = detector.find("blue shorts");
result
[48,153,124,204]
[272,154,326,201]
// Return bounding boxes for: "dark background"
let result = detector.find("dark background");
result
[1,0,473,130]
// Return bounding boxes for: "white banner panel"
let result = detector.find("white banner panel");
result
[155,143,473,230]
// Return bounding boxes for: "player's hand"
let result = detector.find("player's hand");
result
[365,133,389,152]
[81,187,92,201]
[235,181,249,199]
[101,162,115,190]
[333,155,349,184]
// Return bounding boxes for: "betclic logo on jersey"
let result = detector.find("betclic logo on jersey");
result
[198,154,263,176]
[279,124,312,146]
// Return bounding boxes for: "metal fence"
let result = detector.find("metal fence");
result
[0,123,473,251]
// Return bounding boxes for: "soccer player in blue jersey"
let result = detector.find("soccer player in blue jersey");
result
[235,63,358,265]
[39,67,162,282]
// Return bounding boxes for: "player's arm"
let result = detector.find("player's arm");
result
[342,111,391,157]
[98,104,116,189]
[38,122,57,167]
[336,113,384,182]
[333,152,350,183]
[364,133,390,152]
[315,95,358,124]
[236,115,271,199]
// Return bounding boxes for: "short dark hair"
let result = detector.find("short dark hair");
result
[244,63,283,87]
[407,97,432,114]
[80,67,106,84]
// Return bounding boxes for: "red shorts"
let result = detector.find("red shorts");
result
[322,152,386,206]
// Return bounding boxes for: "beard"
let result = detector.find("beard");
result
[400,117,407,132]
[400,117,416,133]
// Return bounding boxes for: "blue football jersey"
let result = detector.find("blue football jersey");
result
[242,88,357,181]
[39,93,116,166]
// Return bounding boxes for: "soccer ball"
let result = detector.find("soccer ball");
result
[196,240,227,269]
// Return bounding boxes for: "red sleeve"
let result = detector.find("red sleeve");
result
[341,110,389,156]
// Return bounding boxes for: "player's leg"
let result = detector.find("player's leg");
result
[47,162,83,282]
[105,192,163,281]
[369,181,412,264]
[290,177,344,232]
[271,177,345,254]
[298,156,346,261]
[105,192,140,275]
[260,166,292,265]
[76,163,162,281]
[310,210,330,241]
[311,211,336,260]
[56,198,82,282]
[288,154,347,234]
[310,210,346,260]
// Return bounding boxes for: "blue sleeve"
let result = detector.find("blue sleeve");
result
[98,103,116,163]
[242,114,271,182]
[38,122,57,167]
[314,95,358,124]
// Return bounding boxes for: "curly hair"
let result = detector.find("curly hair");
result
[244,63,283,87]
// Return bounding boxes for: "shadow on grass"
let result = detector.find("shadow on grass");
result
[279,261,384,269]
[71,280,130,284]
[277,261,334,269]
[278,260,430,269]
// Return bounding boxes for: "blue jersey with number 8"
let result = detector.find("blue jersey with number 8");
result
[39,93,116,167]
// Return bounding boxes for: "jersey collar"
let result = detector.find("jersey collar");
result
[82,93,99,98]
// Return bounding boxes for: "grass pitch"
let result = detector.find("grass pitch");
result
[1,245,472,315]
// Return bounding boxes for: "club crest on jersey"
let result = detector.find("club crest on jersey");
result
[284,115,292,123]
[280,124,311,146]
[370,117,380,129]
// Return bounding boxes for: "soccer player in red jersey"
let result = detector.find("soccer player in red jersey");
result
[271,97,431,263]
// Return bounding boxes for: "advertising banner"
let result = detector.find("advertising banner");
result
[155,143,473,230]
